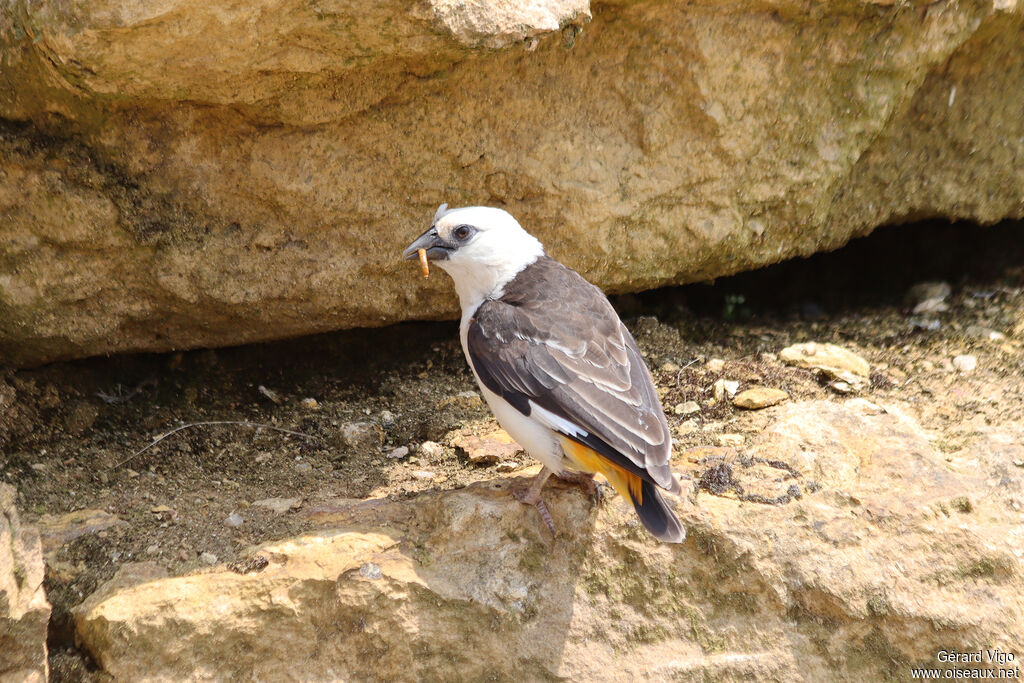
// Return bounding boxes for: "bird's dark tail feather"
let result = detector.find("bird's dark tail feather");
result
[632,480,685,543]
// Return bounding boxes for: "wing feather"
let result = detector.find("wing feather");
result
[467,258,677,492]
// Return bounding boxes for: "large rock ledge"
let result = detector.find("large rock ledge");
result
[0,484,50,683]
[73,401,1023,681]
[0,0,1022,366]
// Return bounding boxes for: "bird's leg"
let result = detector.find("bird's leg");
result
[554,470,603,505]
[513,466,555,535]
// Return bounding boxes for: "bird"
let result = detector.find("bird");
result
[402,204,685,543]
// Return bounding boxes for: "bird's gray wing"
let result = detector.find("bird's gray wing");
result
[467,260,677,492]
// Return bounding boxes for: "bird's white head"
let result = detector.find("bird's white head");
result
[403,204,545,309]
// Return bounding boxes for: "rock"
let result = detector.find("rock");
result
[446,424,523,465]
[906,281,952,304]
[909,317,942,332]
[386,446,410,460]
[410,470,436,481]
[906,281,952,314]
[673,400,700,416]
[912,298,950,314]
[300,397,319,409]
[0,485,50,683]
[716,434,745,448]
[76,561,170,612]
[74,401,1024,681]
[338,422,385,453]
[732,387,789,410]
[199,553,219,566]
[827,380,855,395]
[780,342,871,391]
[966,325,1007,341]
[495,461,519,472]
[712,378,739,400]
[706,358,726,373]
[4,2,1024,366]
[252,498,301,516]
[417,441,448,462]
[674,419,698,437]
[953,354,978,372]
[224,513,244,528]
[256,385,282,405]
[780,342,870,378]
[35,508,126,556]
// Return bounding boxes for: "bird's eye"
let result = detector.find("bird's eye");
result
[453,225,474,241]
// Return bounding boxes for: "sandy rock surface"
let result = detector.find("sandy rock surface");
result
[1,0,1023,365]
[0,485,50,683]
[73,399,1024,681]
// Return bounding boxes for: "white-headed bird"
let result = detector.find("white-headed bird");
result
[403,205,684,543]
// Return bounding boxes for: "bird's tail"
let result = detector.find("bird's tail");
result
[631,479,685,543]
[559,436,685,543]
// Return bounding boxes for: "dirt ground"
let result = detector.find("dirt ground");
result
[2,219,1023,680]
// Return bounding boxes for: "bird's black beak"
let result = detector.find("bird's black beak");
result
[402,227,454,261]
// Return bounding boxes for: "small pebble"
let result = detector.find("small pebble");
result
[828,380,855,394]
[707,358,726,373]
[674,420,697,436]
[225,512,244,528]
[300,397,319,409]
[673,400,700,416]
[712,379,739,400]
[496,461,519,472]
[199,552,219,566]
[30,463,46,472]
[732,387,789,410]
[387,446,409,459]
[966,325,1006,342]
[780,342,870,378]
[1013,459,1023,468]
[411,470,436,481]
[952,354,977,373]
[257,385,282,404]
[906,281,951,309]
[912,299,949,315]
[660,362,680,373]
[340,421,384,451]
[418,441,446,462]
[252,497,300,515]
[295,460,312,473]
[379,409,396,427]
[909,317,942,331]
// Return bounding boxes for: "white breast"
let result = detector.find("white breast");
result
[460,309,566,473]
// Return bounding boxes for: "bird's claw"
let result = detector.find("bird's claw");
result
[554,470,604,506]
[513,486,556,535]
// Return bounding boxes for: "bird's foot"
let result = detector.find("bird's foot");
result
[512,466,556,535]
[554,470,604,506]
[512,486,556,535]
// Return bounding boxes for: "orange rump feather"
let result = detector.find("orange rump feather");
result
[558,436,643,504]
